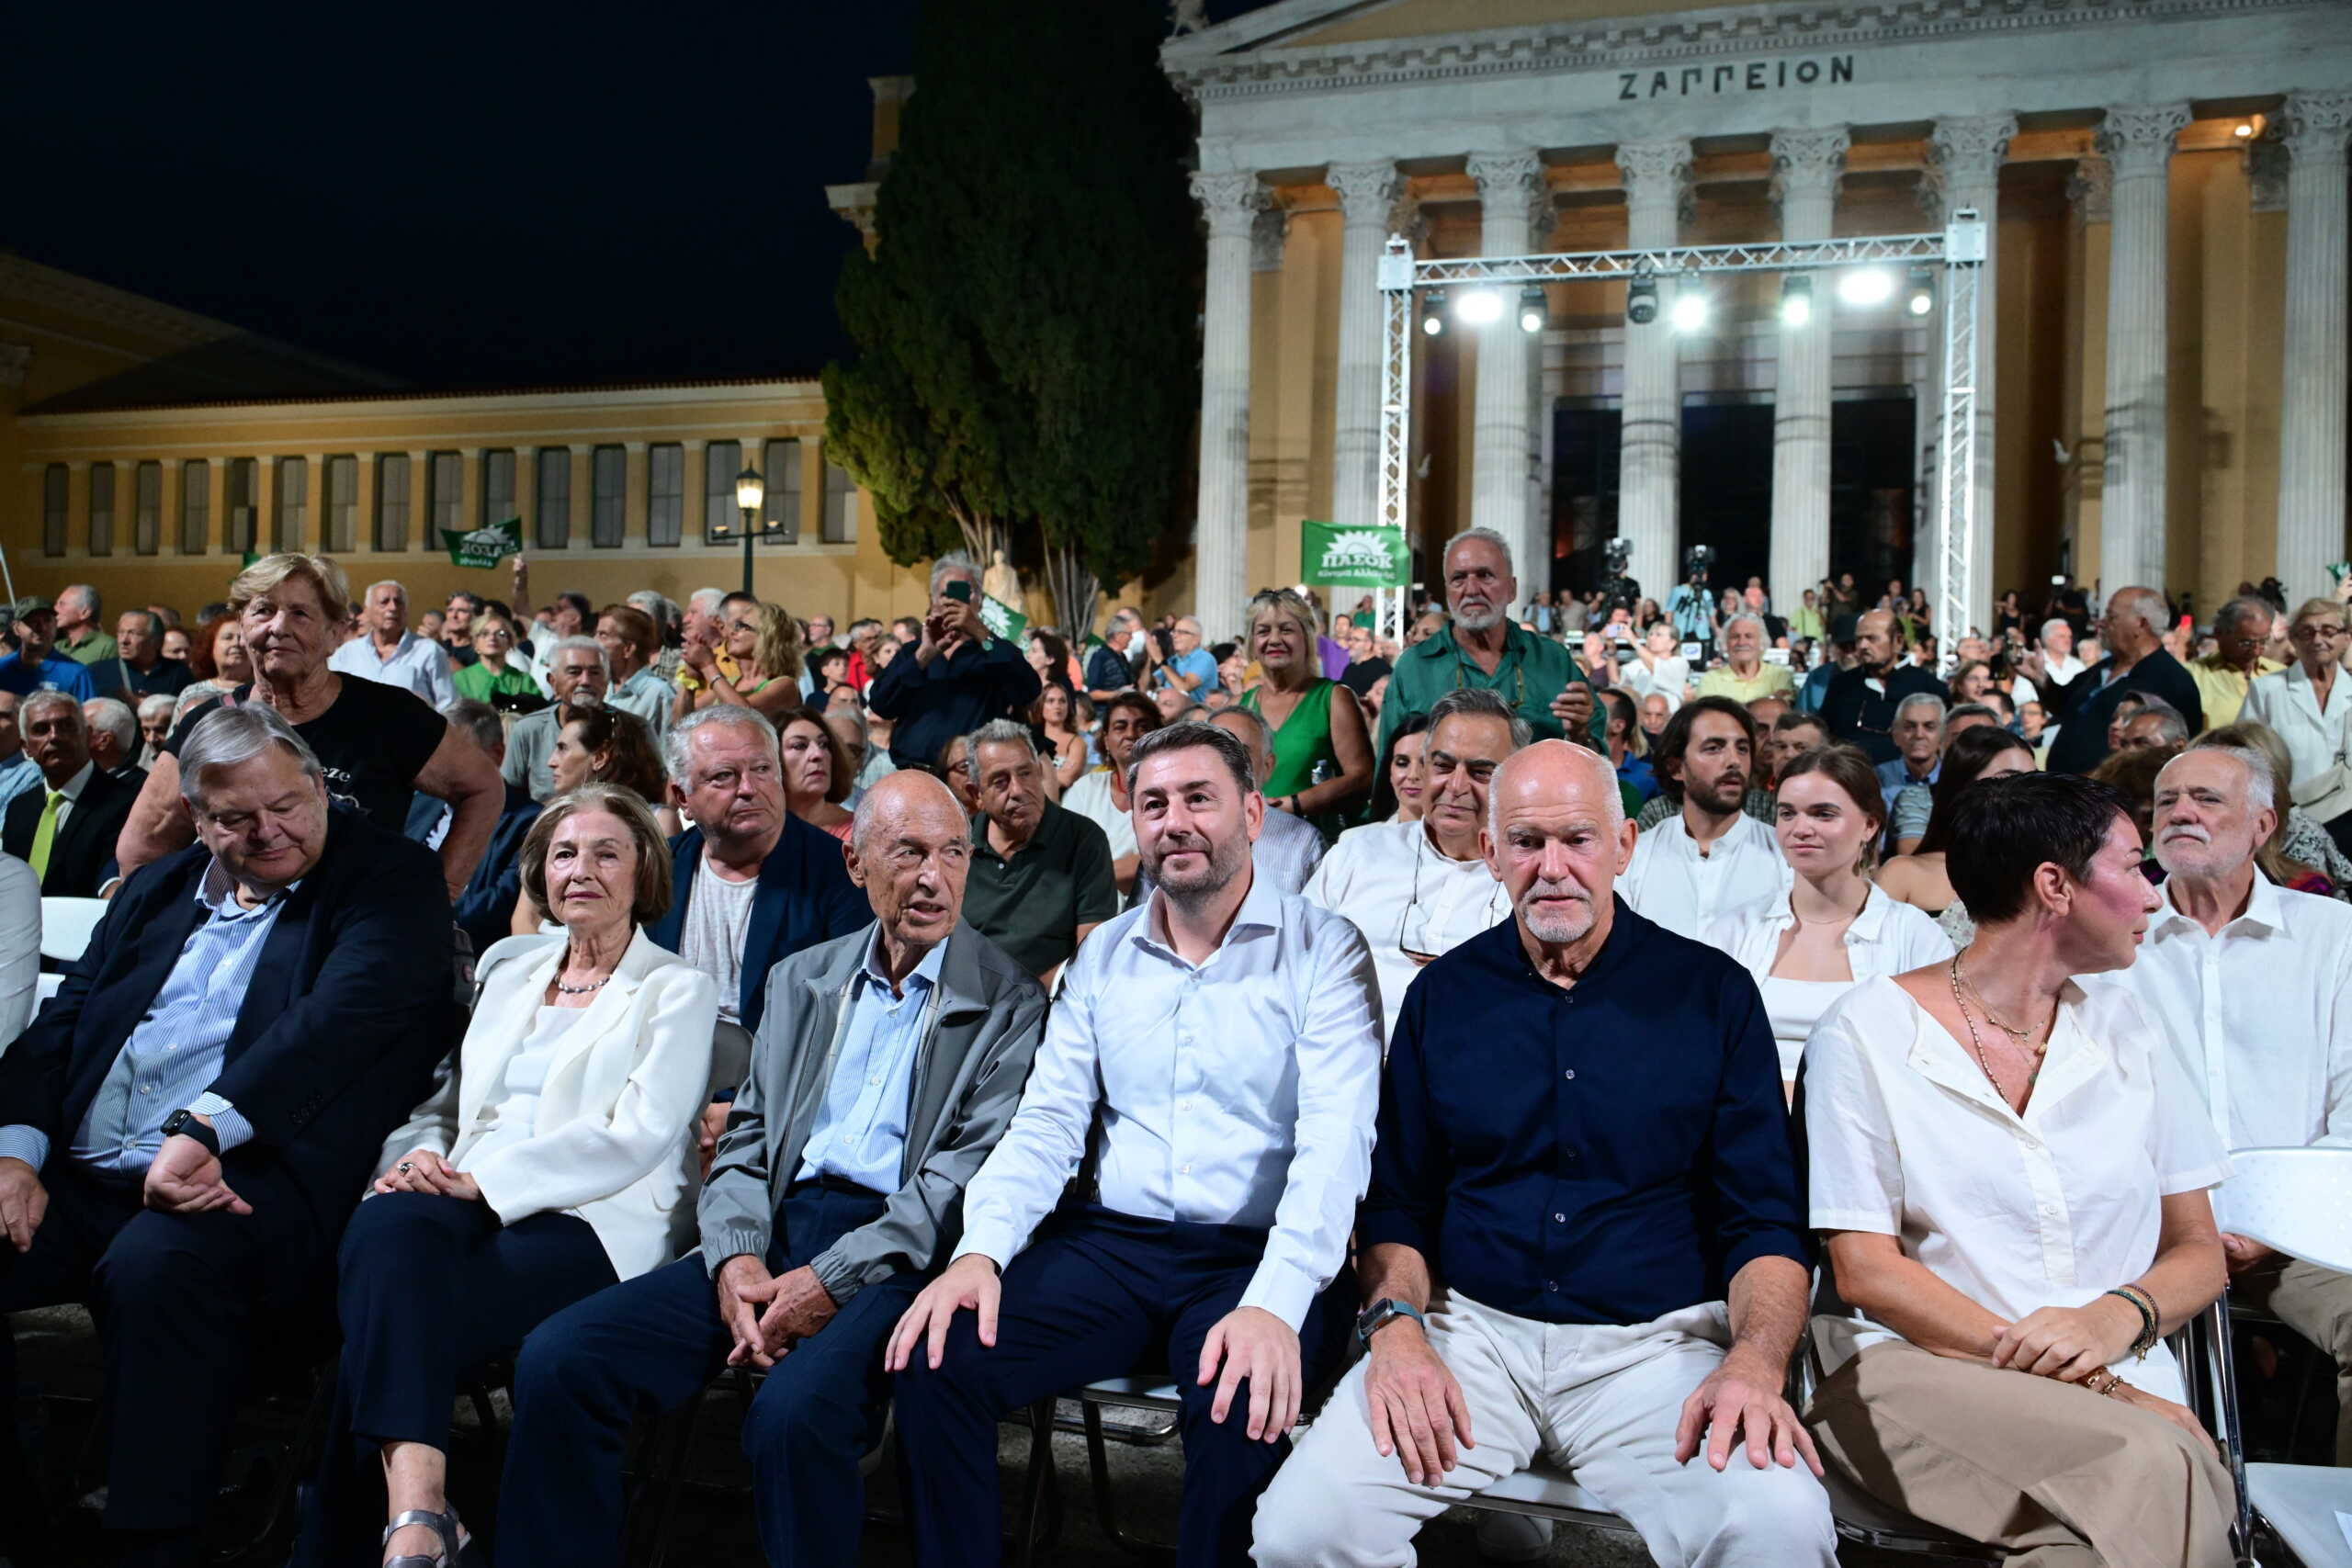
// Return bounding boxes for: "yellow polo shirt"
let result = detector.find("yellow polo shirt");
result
[2187,652,2284,729]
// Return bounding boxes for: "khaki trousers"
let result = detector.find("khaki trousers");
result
[2233,1258,2352,1464]
[1805,1335,2234,1568]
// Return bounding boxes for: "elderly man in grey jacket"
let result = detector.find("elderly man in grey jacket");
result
[495,771,1047,1568]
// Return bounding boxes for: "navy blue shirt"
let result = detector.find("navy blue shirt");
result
[867,636,1043,772]
[1358,900,1809,1326]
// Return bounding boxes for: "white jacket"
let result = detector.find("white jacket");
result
[376,928,720,1280]
[2245,664,2352,819]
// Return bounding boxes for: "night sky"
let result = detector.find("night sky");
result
[4,0,1273,393]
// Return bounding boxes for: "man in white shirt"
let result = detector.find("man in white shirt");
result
[1306,687,1522,1034]
[1622,696,1782,940]
[1136,708,1325,903]
[888,721,1382,1568]
[2038,616,2087,688]
[327,580,456,707]
[2114,742,2352,1461]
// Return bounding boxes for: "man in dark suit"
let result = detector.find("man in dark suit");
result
[1819,608,1951,767]
[0,704,457,1567]
[3,690,138,897]
[2029,584,2206,775]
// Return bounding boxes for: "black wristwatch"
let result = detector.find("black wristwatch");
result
[161,1109,220,1158]
[1355,1298,1427,1348]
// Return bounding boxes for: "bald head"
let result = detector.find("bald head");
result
[847,769,976,953]
[850,768,966,858]
[1484,740,1637,951]
[1854,608,1898,672]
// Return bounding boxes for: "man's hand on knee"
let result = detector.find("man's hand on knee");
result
[1199,1305,1300,1444]
[0,1156,46,1252]
[1363,1317,1475,1484]
[887,1252,1000,1372]
[1674,1349,1823,1476]
[142,1135,250,1217]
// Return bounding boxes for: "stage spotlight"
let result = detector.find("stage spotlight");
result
[1668,276,1709,333]
[1456,287,1504,325]
[1625,271,1658,326]
[1421,290,1447,336]
[1781,274,1813,328]
[1838,267,1895,307]
[1519,286,1547,334]
[2233,121,2256,138]
[1905,265,1935,317]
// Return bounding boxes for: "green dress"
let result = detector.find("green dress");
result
[454,660,544,703]
[1244,680,1349,843]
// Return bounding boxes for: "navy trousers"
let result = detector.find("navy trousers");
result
[891,1207,1352,1568]
[289,1192,616,1565]
[0,1154,334,1567]
[498,1179,914,1568]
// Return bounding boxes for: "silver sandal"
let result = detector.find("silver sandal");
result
[382,1506,465,1568]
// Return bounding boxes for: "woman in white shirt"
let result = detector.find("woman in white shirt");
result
[2244,596,2352,843]
[1804,772,2234,1567]
[1704,745,1951,1094]
[300,784,720,1568]
[1620,622,1690,716]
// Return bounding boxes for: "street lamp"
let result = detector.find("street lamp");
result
[716,463,775,595]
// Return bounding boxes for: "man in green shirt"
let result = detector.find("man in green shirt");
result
[54,585,116,665]
[1377,527,1602,760]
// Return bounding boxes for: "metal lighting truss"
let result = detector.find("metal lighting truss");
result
[1374,216,1987,652]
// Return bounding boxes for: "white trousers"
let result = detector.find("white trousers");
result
[1251,1292,1838,1568]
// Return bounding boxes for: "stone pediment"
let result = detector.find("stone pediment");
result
[1288,0,1735,48]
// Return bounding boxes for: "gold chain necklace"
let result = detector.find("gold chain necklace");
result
[1954,954,2053,1047]
[1948,956,2047,1093]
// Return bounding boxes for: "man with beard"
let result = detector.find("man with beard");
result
[889,721,1382,1568]
[1378,529,1600,761]
[1820,609,1948,767]
[1252,741,1833,1568]
[2109,742,2352,1461]
[1622,697,1782,941]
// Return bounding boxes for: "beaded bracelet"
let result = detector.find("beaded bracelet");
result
[2104,1285,2159,1359]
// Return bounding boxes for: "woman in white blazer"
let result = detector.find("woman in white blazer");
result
[2244,596,2352,847]
[1705,743,1953,1094]
[296,784,718,1568]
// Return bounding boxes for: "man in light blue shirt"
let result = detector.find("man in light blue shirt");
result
[1152,615,1222,700]
[795,931,944,1192]
[326,580,457,707]
[0,692,39,813]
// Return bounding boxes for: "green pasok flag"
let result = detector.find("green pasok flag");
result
[979,592,1027,642]
[444,516,523,570]
[1302,520,1408,588]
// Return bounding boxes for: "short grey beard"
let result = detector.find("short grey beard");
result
[1453,604,1502,633]
[1520,886,1596,945]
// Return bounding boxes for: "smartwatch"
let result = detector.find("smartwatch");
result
[1354,1298,1427,1348]
[161,1109,220,1158]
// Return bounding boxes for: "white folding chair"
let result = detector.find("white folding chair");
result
[38,897,106,965]
[2222,1145,2352,1566]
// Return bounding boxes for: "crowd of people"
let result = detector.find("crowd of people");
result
[0,532,2345,1568]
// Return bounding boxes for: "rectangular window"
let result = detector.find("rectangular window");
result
[429,451,464,538]
[181,459,209,554]
[375,454,412,551]
[647,443,684,547]
[42,466,68,557]
[762,438,801,544]
[535,448,571,548]
[87,462,116,557]
[591,446,626,548]
[272,457,306,551]
[821,457,856,544]
[135,461,163,555]
[482,449,515,529]
[322,456,357,553]
[702,440,741,543]
[226,458,257,555]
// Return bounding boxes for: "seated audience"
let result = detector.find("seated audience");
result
[1032,682,1089,796]
[1693,612,1796,704]
[676,599,805,726]
[1804,773,2233,1566]
[2183,594,2281,730]
[2089,744,2172,852]
[135,693,177,764]
[956,719,1116,986]
[1059,691,1161,897]
[1875,692,1945,818]
[0,694,36,815]
[1136,708,1324,902]
[889,721,1382,1568]
[596,602,674,736]
[1623,696,1783,940]
[2201,719,2352,897]
[1876,725,2041,931]
[1707,745,1952,1092]
[1621,623,1690,716]
[0,705,455,1566]
[174,610,253,723]
[295,785,718,1565]
[2244,597,2352,855]
[0,597,97,701]
[1822,610,1947,767]
[2034,585,2205,775]
[1306,688,1523,1032]
[3,692,138,897]
[771,702,858,845]
[866,556,1041,771]
[503,638,613,805]
[1884,700,2001,854]
[1599,688,1659,806]
[1256,740,1835,1568]
[329,580,458,707]
[452,607,545,707]
[497,772,1047,1568]
[82,697,144,784]
[96,609,192,704]
[1367,710,1430,825]
[647,706,868,1031]
[2119,696,2192,752]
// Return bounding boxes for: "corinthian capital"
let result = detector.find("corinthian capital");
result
[2280,91,2352,163]
[1466,151,1550,245]
[2094,103,2191,181]
[1190,171,1265,238]
[1327,160,1404,226]
[1927,115,2016,194]
[1769,126,1849,204]
[1614,138,1692,204]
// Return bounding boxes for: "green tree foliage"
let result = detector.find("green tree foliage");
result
[821,0,1198,633]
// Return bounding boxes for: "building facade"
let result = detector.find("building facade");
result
[1164,0,2352,637]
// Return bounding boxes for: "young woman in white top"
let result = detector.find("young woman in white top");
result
[301,784,720,1568]
[1622,622,1690,715]
[1804,772,2234,1568]
[1704,744,1951,1095]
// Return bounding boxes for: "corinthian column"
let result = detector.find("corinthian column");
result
[1191,169,1263,641]
[1467,151,1550,589]
[2095,102,2189,592]
[1768,128,1849,612]
[2278,92,2352,600]
[1614,139,1691,601]
[1924,115,2014,632]
[1329,161,1405,547]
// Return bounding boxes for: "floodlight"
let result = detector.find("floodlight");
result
[1421,290,1447,336]
[1518,287,1547,334]
[1781,274,1813,328]
[1625,270,1658,326]
[1905,265,1935,317]
[1838,267,1895,307]
[1456,288,1504,325]
[1668,276,1709,333]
